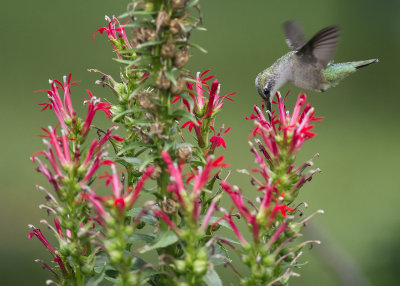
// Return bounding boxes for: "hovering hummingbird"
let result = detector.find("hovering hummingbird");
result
[255,20,378,113]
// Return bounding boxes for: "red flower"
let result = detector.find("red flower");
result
[93,15,132,58]
[36,73,78,132]
[209,125,231,152]
[162,150,227,220]
[81,90,111,138]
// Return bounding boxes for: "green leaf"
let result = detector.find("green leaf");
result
[176,92,195,112]
[201,216,231,229]
[172,109,197,123]
[110,156,142,166]
[208,244,230,266]
[189,42,208,54]
[127,233,156,244]
[118,141,153,156]
[85,272,105,286]
[93,252,109,274]
[186,0,200,9]
[140,230,179,253]
[203,268,222,286]
[112,107,146,122]
[139,155,157,171]
[127,208,157,225]
[137,40,164,49]
[164,68,179,86]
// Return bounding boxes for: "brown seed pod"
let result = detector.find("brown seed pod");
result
[150,165,162,180]
[136,90,158,110]
[169,18,183,35]
[156,11,170,28]
[132,126,152,143]
[161,42,176,59]
[134,26,157,44]
[150,122,165,136]
[174,48,189,68]
[171,0,186,11]
[161,198,177,214]
[177,145,193,161]
[171,76,185,94]
[156,70,171,90]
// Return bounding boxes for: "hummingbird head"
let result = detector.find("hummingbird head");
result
[255,69,276,102]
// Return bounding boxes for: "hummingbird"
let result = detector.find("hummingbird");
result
[255,20,378,113]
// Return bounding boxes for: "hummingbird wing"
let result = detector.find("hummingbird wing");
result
[283,21,306,51]
[297,25,340,68]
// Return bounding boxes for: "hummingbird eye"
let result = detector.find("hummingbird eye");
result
[263,87,270,96]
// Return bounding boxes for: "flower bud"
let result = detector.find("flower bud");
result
[174,48,189,68]
[169,18,182,35]
[109,250,123,263]
[171,76,185,94]
[161,42,176,59]
[262,255,275,266]
[156,71,171,90]
[171,0,186,10]
[175,260,187,274]
[177,145,192,161]
[156,11,170,28]
[193,259,208,275]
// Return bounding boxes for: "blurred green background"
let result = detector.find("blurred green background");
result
[1,0,399,285]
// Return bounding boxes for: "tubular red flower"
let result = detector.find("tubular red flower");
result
[81,90,111,138]
[161,150,187,208]
[28,227,56,255]
[153,209,182,235]
[174,70,234,116]
[209,125,231,152]
[126,165,154,208]
[93,15,132,57]
[36,74,78,132]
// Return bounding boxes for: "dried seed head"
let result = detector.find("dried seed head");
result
[169,18,183,35]
[177,145,192,161]
[156,70,171,90]
[174,48,189,68]
[171,76,185,94]
[136,90,158,110]
[134,26,157,44]
[161,198,177,214]
[150,165,162,180]
[150,122,164,136]
[156,11,170,28]
[171,0,186,10]
[161,42,176,59]
[132,126,152,143]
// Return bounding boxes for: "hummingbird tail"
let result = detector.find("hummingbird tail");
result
[354,59,379,69]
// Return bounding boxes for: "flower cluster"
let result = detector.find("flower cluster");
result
[29,1,325,285]
[175,70,234,152]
